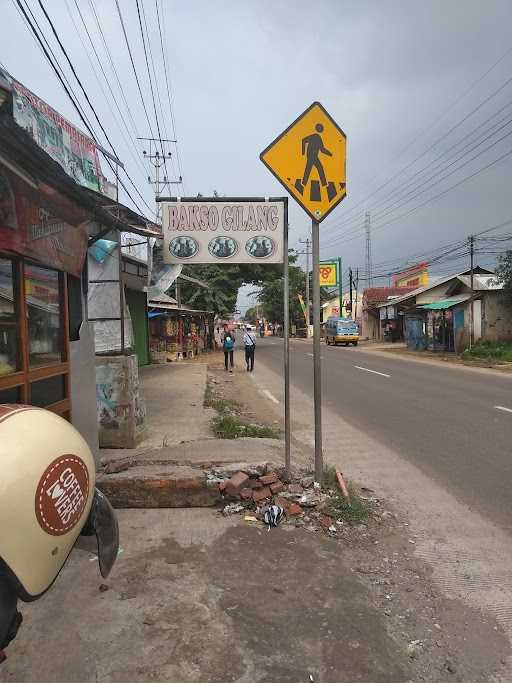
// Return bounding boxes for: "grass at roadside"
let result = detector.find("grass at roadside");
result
[204,381,242,414]
[322,464,370,524]
[461,340,512,363]
[211,414,280,439]
[327,490,370,525]
[206,376,281,439]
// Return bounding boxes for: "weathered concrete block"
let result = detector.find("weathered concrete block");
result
[97,465,222,508]
[96,355,147,449]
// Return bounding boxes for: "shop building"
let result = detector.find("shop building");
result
[0,95,102,456]
[374,268,508,353]
[0,67,161,455]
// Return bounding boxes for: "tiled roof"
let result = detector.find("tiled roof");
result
[363,286,416,305]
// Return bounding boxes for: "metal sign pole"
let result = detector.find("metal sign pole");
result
[312,218,323,482]
[283,199,291,478]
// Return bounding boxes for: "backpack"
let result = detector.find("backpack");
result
[224,335,234,350]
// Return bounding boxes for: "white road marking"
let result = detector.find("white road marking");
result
[354,365,391,378]
[262,389,279,404]
[495,405,512,414]
[307,352,313,356]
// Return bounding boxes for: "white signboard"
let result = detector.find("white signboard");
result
[162,199,285,264]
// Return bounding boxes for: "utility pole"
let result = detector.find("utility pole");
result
[469,235,475,349]
[299,237,311,333]
[138,137,182,221]
[349,267,353,316]
[354,268,359,321]
[365,211,373,287]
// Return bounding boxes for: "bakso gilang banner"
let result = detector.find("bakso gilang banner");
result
[162,200,285,264]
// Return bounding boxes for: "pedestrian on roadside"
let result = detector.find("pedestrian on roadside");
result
[243,325,256,372]
[222,326,235,372]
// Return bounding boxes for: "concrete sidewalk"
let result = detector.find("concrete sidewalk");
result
[97,357,286,507]
[100,362,215,462]
[5,509,413,683]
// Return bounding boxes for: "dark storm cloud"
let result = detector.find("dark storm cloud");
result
[3,0,512,295]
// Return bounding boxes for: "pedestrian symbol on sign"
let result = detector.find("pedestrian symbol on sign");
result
[260,101,347,222]
[302,123,332,186]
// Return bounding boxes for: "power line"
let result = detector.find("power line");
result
[157,0,186,191]
[113,0,156,144]
[37,0,122,160]
[13,0,155,218]
[334,102,512,238]
[324,106,512,246]
[134,0,167,165]
[364,125,512,228]
[323,66,512,239]
[325,146,512,250]
[346,45,512,210]
[139,0,176,177]
[344,219,512,287]
[85,0,141,140]
[63,0,149,180]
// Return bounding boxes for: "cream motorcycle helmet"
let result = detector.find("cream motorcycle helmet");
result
[0,405,119,659]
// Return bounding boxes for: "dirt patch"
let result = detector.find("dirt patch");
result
[206,357,283,438]
[207,516,508,682]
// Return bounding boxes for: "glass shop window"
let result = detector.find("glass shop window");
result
[25,264,64,367]
[0,258,19,375]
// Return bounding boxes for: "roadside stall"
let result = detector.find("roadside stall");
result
[148,294,212,362]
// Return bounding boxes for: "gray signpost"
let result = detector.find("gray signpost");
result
[260,102,347,484]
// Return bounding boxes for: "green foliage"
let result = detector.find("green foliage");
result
[495,250,512,307]
[256,251,331,325]
[204,383,242,414]
[180,264,242,315]
[461,340,512,363]
[322,465,370,524]
[211,414,280,439]
[178,249,332,323]
[328,489,370,525]
[180,262,285,317]
[244,306,259,323]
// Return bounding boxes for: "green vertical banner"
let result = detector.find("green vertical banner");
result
[320,258,342,315]
[297,294,308,323]
[338,257,343,316]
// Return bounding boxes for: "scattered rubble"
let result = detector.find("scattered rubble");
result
[215,462,376,534]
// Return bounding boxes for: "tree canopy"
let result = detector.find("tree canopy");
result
[180,262,283,316]
[179,251,333,324]
[494,250,512,306]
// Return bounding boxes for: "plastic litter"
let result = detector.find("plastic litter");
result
[262,505,285,530]
[222,503,245,516]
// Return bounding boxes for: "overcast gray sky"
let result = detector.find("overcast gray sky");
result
[3,0,512,309]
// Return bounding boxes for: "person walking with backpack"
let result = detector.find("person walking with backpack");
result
[243,325,256,372]
[222,326,235,372]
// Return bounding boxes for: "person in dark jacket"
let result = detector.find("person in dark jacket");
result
[222,326,235,372]
[243,326,256,372]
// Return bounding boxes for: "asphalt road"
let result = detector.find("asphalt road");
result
[256,337,512,532]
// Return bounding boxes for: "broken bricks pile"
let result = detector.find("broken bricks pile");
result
[216,464,340,533]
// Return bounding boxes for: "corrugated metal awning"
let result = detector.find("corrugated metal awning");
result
[417,294,471,310]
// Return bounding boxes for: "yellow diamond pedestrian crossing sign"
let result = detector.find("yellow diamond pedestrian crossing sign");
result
[260,101,347,222]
